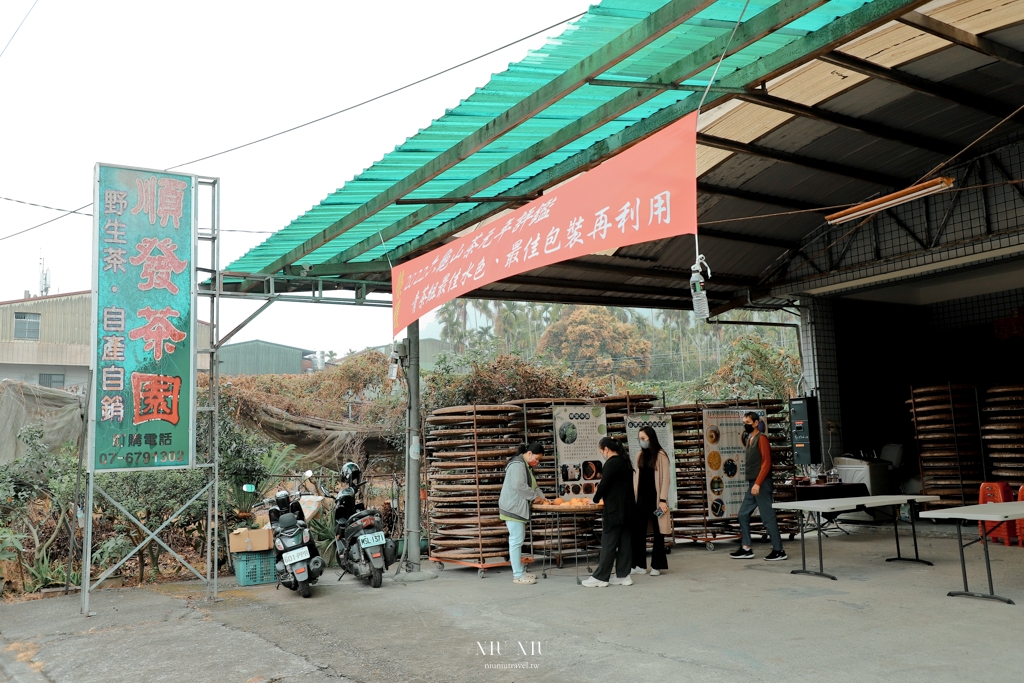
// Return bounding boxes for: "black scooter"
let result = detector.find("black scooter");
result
[260,490,325,598]
[334,483,396,587]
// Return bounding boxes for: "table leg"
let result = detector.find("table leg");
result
[885,503,933,565]
[792,511,836,580]
[947,520,1015,605]
[982,527,995,596]
[892,505,902,557]
[574,513,581,586]
[556,512,563,570]
[800,511,807,571]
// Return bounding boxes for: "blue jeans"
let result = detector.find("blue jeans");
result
[506,520,526,578]
[738,479,783,552]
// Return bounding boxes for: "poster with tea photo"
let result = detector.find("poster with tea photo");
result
[702,409,765,518]
[552,405,607,501]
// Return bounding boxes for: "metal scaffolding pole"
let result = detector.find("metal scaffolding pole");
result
[407,320,422,572]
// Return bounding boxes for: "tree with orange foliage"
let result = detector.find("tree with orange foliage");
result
[536,307,651,380]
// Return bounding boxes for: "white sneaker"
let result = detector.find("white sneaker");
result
[522,572,537,580]
[649,569,661,576]
[513,576,536,585]
[581,576,609,588]
[630,567,647,575]
[609,575,633,586]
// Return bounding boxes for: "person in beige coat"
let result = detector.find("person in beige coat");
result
[631,426,672,575]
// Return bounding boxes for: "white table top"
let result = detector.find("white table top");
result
[920,501,1024,522]
[773,494,939,513]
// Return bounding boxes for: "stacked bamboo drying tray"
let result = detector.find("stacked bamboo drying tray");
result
[979,385,1024,491]
[425,404,521,572]
[908,385,983,508]
[657,404,716,545]
[597,393,656,446]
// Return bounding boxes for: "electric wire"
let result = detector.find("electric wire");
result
[916,100,1024,184]
[0,196,91,215]
[0,203,91,242]
[0,11,585,242]
[803,176,1024,267]
[796,103,1024,265]
[0,0,39,63]
[163,11,585,172]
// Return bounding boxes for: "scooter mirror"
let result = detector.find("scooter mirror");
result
[242,484,256,493]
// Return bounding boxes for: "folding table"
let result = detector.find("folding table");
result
[772,495,939,580]
[920,501,1024,605]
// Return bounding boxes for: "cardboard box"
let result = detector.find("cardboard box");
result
[297,495,324,522]
[229,527,274,553]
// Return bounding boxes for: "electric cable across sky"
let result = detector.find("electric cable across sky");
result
[0,11,586,243]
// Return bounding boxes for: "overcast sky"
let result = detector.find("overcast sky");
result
[0,0,591,353]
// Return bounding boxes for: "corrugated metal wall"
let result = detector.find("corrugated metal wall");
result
[219,340,307,376]
[0,292,91,343]
[0,292,211,370]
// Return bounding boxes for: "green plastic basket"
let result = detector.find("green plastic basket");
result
[233,551,276,586]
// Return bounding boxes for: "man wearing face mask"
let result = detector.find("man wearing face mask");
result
[730,412,787,561]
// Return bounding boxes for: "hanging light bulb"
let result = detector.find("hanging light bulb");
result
[690,253,711,321]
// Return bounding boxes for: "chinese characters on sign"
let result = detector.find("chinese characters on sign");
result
[90,165,196,471]
[390,112,698,334]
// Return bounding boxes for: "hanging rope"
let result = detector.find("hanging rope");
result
[691,0,751,317]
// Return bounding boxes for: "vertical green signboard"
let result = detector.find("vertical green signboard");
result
[89,164,197,472]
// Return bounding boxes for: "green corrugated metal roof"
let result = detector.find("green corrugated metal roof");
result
[225,0,901,276]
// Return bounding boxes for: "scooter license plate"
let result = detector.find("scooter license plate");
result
[282,546,310,564]
[358,531,386,548]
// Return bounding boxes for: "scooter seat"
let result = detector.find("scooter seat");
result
[347,509,376,524]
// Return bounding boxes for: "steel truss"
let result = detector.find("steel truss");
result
[760,140,1024,301]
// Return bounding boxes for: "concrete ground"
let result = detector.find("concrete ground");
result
[3,523,1024,683]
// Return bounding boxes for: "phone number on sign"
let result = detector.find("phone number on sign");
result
[97,451,186,466]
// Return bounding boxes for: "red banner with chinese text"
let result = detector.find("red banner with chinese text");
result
[391,112,697,335]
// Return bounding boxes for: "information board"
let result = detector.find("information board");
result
[624,413,678,509]
[552,405,607,502]
[89,163,197,472]
[702,409,765,518]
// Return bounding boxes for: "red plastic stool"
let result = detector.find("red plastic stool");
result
[978,482,1014,547]
[1018,486,1024,548]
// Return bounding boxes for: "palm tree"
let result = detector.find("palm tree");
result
[627,308,650,336]
[470,299,493,334]
[494,301,527,354]
[526,303,551,356]
[437,300,470,353]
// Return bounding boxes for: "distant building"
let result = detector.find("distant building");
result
[0,291,210,393]
[218,340,315,376]
[368,337,452,371]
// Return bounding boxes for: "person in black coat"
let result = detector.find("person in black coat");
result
[583,437,636,587]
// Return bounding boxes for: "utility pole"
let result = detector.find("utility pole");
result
[400,319,435,581]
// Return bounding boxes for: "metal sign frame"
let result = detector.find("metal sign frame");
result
[82,174,221,614]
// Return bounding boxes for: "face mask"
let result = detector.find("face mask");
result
[639,439,650,449]
[743,423,754,434]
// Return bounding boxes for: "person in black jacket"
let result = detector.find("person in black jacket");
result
[583,437,636,587]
